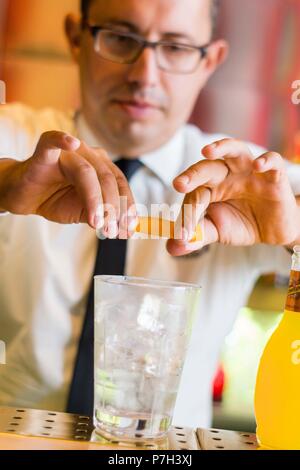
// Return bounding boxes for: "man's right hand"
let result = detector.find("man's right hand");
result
[0,131,137,237]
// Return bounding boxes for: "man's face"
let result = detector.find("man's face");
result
[67,0,227,156]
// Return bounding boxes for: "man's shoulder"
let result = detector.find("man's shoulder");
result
[0,103,77,157]
[183,124,227,145]
[0,102,76,131]
[182,124,266,163]
[181,124,227,166]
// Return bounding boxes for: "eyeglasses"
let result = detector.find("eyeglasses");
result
[82,22,210,75]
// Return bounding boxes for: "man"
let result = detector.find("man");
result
[0,0,299,428]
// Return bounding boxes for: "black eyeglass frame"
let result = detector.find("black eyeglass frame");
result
[82,20,211,74]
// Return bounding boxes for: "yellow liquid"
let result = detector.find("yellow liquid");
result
[254,310,300,450]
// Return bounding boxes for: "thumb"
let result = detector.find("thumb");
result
[33,131,81,165]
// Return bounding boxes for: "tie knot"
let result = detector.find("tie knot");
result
[115,158,143,181]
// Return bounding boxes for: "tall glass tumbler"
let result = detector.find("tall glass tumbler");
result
[94,276,200,442]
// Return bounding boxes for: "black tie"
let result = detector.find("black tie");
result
[67,158,143,416]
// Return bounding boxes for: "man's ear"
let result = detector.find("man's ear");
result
[65,14,82,63]
[202,39,229,76]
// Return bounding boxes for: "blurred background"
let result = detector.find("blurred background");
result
[0,0,300,432]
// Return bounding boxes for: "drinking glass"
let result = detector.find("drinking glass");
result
[94,276,200,442]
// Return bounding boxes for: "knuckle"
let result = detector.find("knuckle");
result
[100,149,110,159]
[94,148,110,160]
[77,162,93,175]
[80,139,89,148]
[41,130,64,141]
[100,171,116,184]
[40,130,54,140]
[37,131,52,147]
[86,195,100,207]
[116,175,130,189]
[188,165,200,179]
[221,137,236,145]
[264,151,278,158]
[101,170,114,180]
[269,152,282,160]
[264,152,284,167]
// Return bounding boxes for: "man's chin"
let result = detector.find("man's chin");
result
[110,126,166,156]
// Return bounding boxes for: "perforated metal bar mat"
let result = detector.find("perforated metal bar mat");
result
[197,428,258,450]
[0,407,199,450]
[0,407,258,450]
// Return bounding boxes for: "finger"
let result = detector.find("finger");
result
[167,217,219,257]
[174,160,229,193]
[78,143,121,236]
[104,158,138,238]
[175,187,211,240]
[253,152,285,183]
[80,145,138,239]
[59,152,102,229]
[202,138,254,173]
[94,153,138,238]
[34,131,81,165]
[90,149,138,238]
[202,138,253,160]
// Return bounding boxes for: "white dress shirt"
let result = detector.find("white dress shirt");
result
[0,103,298,428]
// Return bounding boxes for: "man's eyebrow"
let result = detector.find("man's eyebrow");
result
[91,20,196,43]
[162,32,196,44]
[97,20,140,32]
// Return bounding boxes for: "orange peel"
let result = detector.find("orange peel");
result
[135,217,202,242]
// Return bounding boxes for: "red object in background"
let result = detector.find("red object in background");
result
[213,365,226,402]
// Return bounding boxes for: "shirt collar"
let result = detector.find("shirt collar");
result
[140,130,185,187]
[75,111,186,187]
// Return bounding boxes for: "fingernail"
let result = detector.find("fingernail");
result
[108,221,119,239]
[119,213,128,228]
[128,216,139,232]
[119,214,138,233]
[181,227,190,242]
[96,227,106,240]
[94,214,104,230]
[259,157,266,166]
[94,204,105,228]
[65,135,80,147]
[177,175,190,185]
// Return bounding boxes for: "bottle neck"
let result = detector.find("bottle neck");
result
[285,247,300,313]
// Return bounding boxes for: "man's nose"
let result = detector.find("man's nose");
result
[126,47,161,86]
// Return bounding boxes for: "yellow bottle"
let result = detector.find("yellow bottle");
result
[254,246,300,449]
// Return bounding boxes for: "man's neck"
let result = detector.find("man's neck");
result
[77,110,184,158]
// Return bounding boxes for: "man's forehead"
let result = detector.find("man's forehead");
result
[88,0,212,35]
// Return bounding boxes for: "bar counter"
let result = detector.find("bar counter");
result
[0,407,258,450]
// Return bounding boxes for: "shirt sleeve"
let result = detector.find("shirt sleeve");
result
[0,103,41,160]
[0,103,33,216]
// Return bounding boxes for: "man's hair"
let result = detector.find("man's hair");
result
[81,0,92,20]
[211,0,220,32]
[81,0,220,31]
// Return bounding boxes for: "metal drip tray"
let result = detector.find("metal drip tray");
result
[0,407,258,450]
[197,428,258,450]
[0,407,199,450]
[0,407,94,441]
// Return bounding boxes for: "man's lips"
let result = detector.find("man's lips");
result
[113,99,160,109]
[112,99,162,119]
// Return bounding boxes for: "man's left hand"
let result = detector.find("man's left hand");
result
[167,138,300,257]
